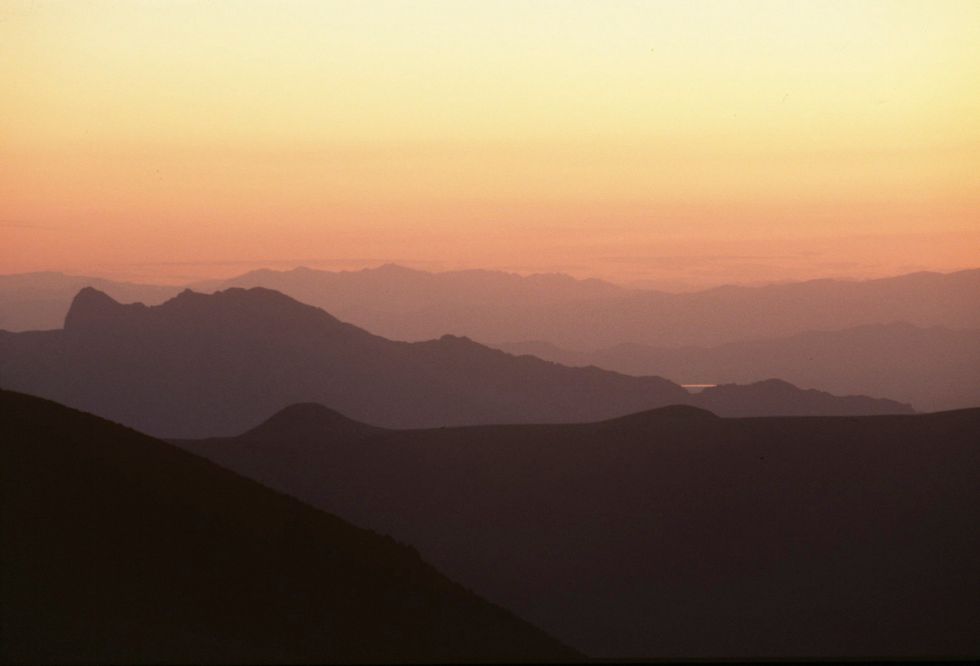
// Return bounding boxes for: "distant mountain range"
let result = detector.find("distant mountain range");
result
[192,263,627,321]
[2,267,975,415]
[176,401,980,659]
[3,266,978,349]
[192,265,980,348]
[0,390,575,663]
[495,323,980,412]
[0,287,911,438]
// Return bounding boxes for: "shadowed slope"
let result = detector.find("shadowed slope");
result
[179,404,980,659]
[0,287,911,438]
[0,390,576,664]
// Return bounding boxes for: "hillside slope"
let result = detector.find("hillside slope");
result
[0,390,576,664]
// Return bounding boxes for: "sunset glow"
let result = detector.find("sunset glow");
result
[2,0,978,286]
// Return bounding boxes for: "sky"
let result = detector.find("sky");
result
[1,0,978,287]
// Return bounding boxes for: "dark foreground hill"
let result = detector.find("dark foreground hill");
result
[178,404,980,659]
[0,390,576,664]
[0,287,910,438]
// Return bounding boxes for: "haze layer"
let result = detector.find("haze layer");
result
[2,0,978,285]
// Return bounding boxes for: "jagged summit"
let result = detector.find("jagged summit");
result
[176,286,300,303]
[65,285,349,332]
[438,333,473,342]
[73,285,120,307]
[64,287,144,330]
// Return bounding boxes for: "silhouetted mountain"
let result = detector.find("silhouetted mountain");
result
[194,266,980,347]
[0,288,911,438]
[495,322,980,412]
[0,271,179,331]
[0,390,575,664]
[693,379,914,416]
[177,403,980,659]
[4,266,978,349]
[0,287,685,437]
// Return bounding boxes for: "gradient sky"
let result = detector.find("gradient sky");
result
[2,0,978,287]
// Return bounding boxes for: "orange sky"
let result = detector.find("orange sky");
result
[1,0,978,287]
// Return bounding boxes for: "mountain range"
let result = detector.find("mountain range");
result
[495,322,980,412]
[3,266,975,413]
[0,389,575,663]
[176,401,980,659]
[3,266,978,350]
[0,287,911,438]
[192,264,980,348]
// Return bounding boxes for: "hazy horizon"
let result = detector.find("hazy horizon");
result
[4,258,979,291]
[3,1,979,285]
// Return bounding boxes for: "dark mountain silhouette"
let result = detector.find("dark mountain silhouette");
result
[496,322,980,412]
[693,379,916,416]
[0,287,685,437]
[193,265,980,347]
[177,403,980,659]
[0,390,576,664]
[0,271,180,331]
[0,288,911,438]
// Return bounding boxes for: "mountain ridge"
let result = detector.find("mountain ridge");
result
[2,287,694,437]
[192,265,980,347]
[0,287,912,437]
[493,321,980,411]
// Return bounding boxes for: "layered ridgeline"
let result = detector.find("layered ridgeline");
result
[495,323,980,413]
[0,264,625,333]
[0,390,575,664]
[0,288,911,438]
[177,403,980,659]
[0,271,180,331]
[192,265,980,347]
[3,266,978,347]
[2,268,975,413]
